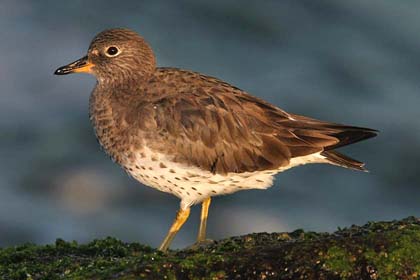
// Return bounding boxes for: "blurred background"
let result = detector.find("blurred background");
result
[1,0,419,249]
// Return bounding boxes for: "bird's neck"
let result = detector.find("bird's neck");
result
[96,71,151,90]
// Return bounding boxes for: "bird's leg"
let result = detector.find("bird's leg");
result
[158,207,190,252]
[197,197,211,242]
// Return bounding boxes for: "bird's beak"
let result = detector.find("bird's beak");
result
[54,55,94,75]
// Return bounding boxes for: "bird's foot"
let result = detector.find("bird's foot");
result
[186,239,215,251]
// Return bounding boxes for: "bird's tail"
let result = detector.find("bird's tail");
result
[321,125,378,171]
[324,125,378,150]
[321,150,367,171]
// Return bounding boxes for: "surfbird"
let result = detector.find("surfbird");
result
[54,28,377,251]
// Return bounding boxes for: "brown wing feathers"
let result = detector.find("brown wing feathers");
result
[142,69,377,174]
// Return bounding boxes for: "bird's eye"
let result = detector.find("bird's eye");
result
[105,46,120,57]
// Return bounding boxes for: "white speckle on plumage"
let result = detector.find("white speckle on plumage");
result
[124,147,327,209]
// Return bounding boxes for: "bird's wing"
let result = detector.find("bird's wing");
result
[138,70,376,174]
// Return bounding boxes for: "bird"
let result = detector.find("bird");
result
[54,28,377,252]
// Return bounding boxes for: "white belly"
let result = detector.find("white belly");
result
[122,147,325,209]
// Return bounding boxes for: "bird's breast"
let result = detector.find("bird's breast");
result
[89,89,138,164]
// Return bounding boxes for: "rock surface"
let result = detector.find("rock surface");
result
[1,217,419,280]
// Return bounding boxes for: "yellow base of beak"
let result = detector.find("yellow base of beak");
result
[54,56,94,75]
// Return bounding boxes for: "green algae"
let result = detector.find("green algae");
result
[323,246,354,278]
[364,226,420,280]
[0,217,419,279]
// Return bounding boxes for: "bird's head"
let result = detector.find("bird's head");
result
[54,28,156,83]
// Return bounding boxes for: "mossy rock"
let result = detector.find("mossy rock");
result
[1,217,420,279]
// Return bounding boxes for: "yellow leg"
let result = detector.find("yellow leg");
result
[197,197,211,242]
[158,207,190,252]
